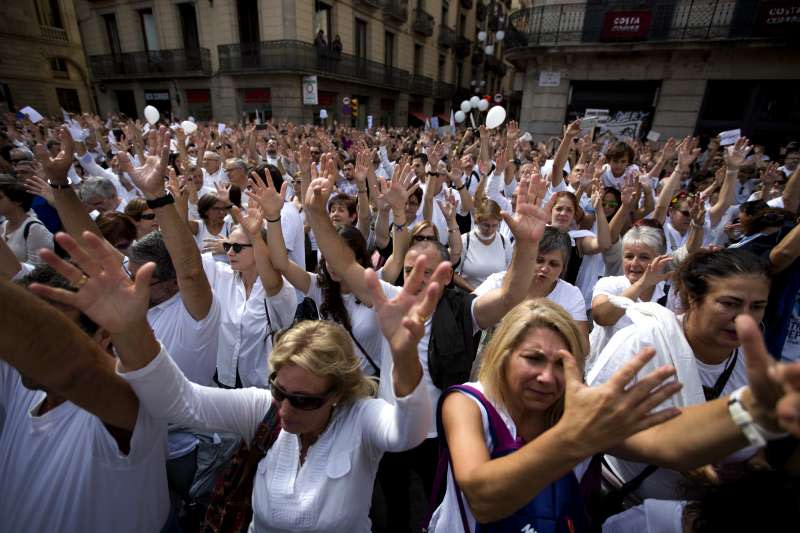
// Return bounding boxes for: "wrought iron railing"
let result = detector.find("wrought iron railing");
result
[218,40,410,91]
[410,74,435,95]
[413,8,435,36]
[40,25,68,41]
[89,48,211,79]
[439,24,456,47]
[383,0,409,23]
[506,0,787,49]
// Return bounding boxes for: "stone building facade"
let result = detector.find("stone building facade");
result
[505,0,800,149]
[0,0,94,116]
[75,0,517,126]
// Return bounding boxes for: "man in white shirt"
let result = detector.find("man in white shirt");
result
[78,175,127,218]
[202,151,227,189]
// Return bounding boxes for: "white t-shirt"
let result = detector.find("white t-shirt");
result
[602,499,685,533]
[203,253,297,388]
[474,273,588,324]
[1,213,53,264]
[121,346,431,533]
[591,275,666,342]
[279,201,306,272]
[147,284,221,387]
[306,273,400,376]
[459,230,513,288]
[0,361,169,533]
[193,218,233,262]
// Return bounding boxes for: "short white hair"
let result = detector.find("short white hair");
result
[622,225,666,255]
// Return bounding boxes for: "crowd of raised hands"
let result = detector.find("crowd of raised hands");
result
[1,109,800,533]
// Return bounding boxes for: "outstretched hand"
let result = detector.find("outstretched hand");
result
[503,167,548,243]
[118,126,171,199]
[247,170,287,220]
[29,232,154,335]
[33,127,74,183]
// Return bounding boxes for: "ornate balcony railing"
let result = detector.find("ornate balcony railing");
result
[410,74,434,95]
[355,0,384,9]
[413,8,435,36]
[439,24,456,48]
[218,40,410,91]
[89,48,211,79]
[505,0,794,50]
[40,25,68,41]
[383,0,409,23]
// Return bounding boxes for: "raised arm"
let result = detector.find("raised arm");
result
[353,149,372,239]
[375,165,418,283]
[550,119,581,188]
[248,170,311,294]
[472,170,548,330]
[232,205,284,296]
[118,127,212,320]
[769,222,800,273]
[709,137,751,227]
[592,255,672,327]
[782,162,800,213]
[653,137,700,224]
[577,172,612,255]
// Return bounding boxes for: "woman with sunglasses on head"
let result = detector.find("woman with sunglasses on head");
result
[30,229,445,533]
[124,198,159,239]
[201,205,297,389]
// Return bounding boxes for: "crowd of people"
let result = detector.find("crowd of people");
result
[1,109,800,533]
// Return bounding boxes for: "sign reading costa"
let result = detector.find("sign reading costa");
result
[755,1,800,35]
[600,10,652,41]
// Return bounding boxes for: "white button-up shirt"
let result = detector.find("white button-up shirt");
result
[203,253,297,388]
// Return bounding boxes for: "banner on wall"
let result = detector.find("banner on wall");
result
[302,76,318,105]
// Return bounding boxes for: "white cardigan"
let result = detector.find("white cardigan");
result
[120,345,431,532]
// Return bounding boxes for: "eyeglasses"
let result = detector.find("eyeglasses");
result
[139,213,156,220]
[426,171,439,176]
[412,235,438,242]
[677,210,692,218]
[269,373,332,410]
[603,200,619,208]
[222,242,253,253]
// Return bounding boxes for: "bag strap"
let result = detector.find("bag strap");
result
[459,233,471,274]
[263,299,275,344]
[23,219,43,241]
[344,326,380,377]
[703,349,738,401]
[601,455,658,500]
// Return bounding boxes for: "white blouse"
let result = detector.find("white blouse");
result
[121,345,432,532]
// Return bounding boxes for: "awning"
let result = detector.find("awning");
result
[438,114,450,124]
[408,111,428,122]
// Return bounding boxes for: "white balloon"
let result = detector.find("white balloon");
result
[144,105,160,125]
[181,120,197,134]
[478,31,487,42]
[470,80,477,86]
[470,96,480,109]
[455,110,466,123]
[496,31,505,41]
[478,99,489,112]
[485,106,507,130]
[480,80,487,87]
[485,45,495,55]
[460,100,472,114]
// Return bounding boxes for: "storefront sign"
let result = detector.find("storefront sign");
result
[755,1,800,35]
[601,11,652,41]
[538,71,560,88]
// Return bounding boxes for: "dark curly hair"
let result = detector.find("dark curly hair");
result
[317,225,372,331]
[674,248,769,308]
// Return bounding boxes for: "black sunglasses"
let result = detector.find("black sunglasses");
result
[222,242,253,253]
[677,210,691,218]
[412,235,438,242]
[139,213,156,220]
[269,373,332,410]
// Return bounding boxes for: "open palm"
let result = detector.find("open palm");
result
[29,232,153,335]
[118,126,170,197]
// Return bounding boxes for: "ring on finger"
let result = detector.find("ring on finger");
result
[73,274,89,290]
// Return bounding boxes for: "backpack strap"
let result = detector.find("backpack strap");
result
[23,219,43,241]
[344,326,380,377]
[459,233,471,275]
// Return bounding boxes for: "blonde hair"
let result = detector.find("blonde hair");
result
[478,299,585,428]
[410,220,440,241]
[269,320,377,403]
[474,198,502,223]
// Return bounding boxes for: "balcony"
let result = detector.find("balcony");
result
[505,0,796,51]
[434,81,455,99]
[89,48,211,80]
[476,1,487,21]
[413,8,435,36]
[354,0,384,8]
[40,25,68,41]
[410,74,434,94]
[383,0,408,23]
[218,40,410,91]
[461,0,474,9]
[439,24,456,48]
[455,36,472,56]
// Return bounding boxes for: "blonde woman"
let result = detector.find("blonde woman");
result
[428,299,798,532]
[31,230,452,532]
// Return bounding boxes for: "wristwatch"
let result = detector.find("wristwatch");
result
[145,192,175,209]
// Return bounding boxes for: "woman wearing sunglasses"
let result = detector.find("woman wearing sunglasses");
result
[124,198,159,239]
[29,230,446,533]
[203,205,297,389]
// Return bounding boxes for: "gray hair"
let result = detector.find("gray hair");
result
[129,230,176,282]
[79,176,117,202]
[539,226,573,267]
[408,239,451,264]
[225,158,247,172]
[622,225,666,256]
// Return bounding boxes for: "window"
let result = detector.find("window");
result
[178,3,200,50]
[315,1,332,44]
[459,14,466,37]
[56,88,80,113]
[413,44,423,75]
[35,0,63,28]
[456,61,463,87]
[384,32,395,68]
[441,1,449,25]
[50,57,68,78]
[355,19,367,60]
[139,9,159,52]
[237,0,260,44]
[103,14,121,55]
[438,54,445,81]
